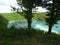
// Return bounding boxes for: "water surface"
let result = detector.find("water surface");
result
[7,20,60,34]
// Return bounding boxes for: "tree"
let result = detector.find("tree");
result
[42,0,60,33]
[16,0,42,30]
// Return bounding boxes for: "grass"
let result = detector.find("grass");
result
[0,12,47,22]
[33,12,47,21]
[0,13,26,22]
[0,28,60,45]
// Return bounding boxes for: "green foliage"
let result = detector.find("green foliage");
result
[17,0,42,8]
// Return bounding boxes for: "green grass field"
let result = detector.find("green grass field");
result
[0,13,25,22]
[0,12,46,22]
[33,12,47,21]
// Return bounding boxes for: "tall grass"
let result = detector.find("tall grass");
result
[0,28,60,45]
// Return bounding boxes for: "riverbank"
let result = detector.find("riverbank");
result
[0,28,60,45]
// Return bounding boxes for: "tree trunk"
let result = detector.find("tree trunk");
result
[48,24,52,34]
[27,8,32,31]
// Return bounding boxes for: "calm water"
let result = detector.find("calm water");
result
[7,20,60,34]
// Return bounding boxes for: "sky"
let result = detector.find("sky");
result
[0,0,18,13]
[0,0,47,13]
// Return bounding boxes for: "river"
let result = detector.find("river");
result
[7,20,60,34]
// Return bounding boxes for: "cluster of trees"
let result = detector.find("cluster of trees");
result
[12,0,60,34]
